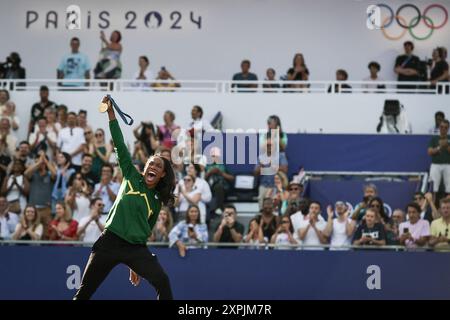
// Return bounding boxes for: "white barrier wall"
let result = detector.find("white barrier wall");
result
[0,0,449,81]
[11,91,448,147]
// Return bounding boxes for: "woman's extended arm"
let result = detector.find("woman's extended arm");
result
[105,96,137,179]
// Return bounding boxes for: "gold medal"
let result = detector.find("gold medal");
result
[98,102,109,113]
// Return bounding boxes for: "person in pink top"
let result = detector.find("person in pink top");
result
[399,202,430,248]
[157,110,180,150]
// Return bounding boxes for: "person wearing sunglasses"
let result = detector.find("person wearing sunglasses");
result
[281,180,303,215]
[76,197,107,243]
[366,197,389,225]
[429,198,450,250]
[174,174,204,224]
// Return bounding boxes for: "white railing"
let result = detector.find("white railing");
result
[303,171,428,192]
[0,239,440,251]
[1,79,449,94]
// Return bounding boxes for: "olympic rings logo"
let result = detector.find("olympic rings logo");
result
[374,3,448,40]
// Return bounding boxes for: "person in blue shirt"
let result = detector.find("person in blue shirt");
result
[57,37,91,87]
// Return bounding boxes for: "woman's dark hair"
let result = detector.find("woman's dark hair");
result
[292,53,305,68]
[60,152,72,166]
[186,163,201,177]
[267,115,283,132]
[281,214,294,233]
[70,172,84,187]
[193,105,203,118]
[139,55,149,64]
[369,197,388,222]
[112,30,122,43]
[154,155,176,207]
[185,204,201,224]
[247,217,259,232]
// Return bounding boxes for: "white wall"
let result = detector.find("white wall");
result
[10,90,448,148]
[0,0,449,81]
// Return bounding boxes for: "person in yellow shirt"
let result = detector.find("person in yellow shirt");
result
[429,198,450,249]
[152,67,180,92]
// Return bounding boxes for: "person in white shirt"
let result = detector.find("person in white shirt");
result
[0,117,17,156]
[270,215,299,249]
[0,196,19,239]
[65,172,92,223]
[323,201,356,250]
[12,205,43,241]
[429,111,445,135]
[1,160,29,214]
[77,198,107,243]
[174,174,206,223]
[188,105,213,132]
[298,201,328,250]
[57,112,86,168]
[3,102,19,132]
[93,164,119,214]
[179,163,211,204]
[132,56,153,89]
[362,61,385,92]
[290,199,324,242]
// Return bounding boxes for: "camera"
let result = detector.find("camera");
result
[404,227,409,234]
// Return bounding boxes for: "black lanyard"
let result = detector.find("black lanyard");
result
[107,95,134,126]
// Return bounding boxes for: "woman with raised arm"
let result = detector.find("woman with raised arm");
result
[74,96,176,300]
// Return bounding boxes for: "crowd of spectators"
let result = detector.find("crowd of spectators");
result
[0,63,449,255]
[1,38,449,93]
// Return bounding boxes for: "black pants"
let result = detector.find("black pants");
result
[74,230,173,300]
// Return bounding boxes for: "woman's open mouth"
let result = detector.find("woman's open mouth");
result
[146,171,157,183]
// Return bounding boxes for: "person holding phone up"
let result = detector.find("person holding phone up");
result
[398,203,430,249]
